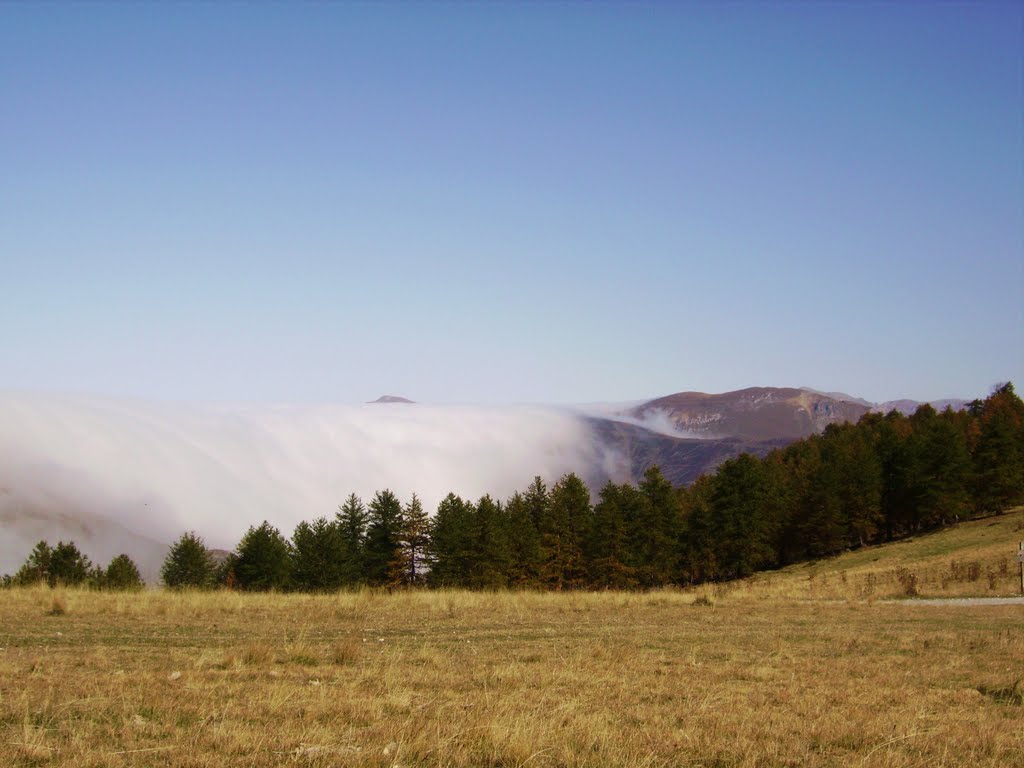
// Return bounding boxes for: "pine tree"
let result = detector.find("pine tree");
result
[677,475,718,581]
[104,554,144,590]
[540,473,591,589]
[291,517,345,591]
[973,383,1024,513]
[913,408,972,527]
[469,495,512,589]
[161,532,217,589]
[633,466,681,587]
[336,493,368,586]
[708,454,784,579]
[364,490,404,586]
[233,521,292,591]
[428,493,475,587]
[587,482,637,588]
[394,494,431,586]
[14,541,53,586]
[36,541,93,587]
[505,491,541,587]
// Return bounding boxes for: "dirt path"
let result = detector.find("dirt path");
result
[887,596,1024,606]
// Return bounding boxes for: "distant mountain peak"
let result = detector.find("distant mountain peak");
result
[368,395,415,404]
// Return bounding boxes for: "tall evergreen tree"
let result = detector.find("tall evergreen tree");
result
[232,521,292,591]
[336,493,369,586]
[428,493,475,587]
[469,495,512,589]
[633,466,681,587]
[45,541,93,586]
[14,541,53,586]
[291,517,346,591]
[364,489,404,586]
[394,494,431,586]
[104,554,144,590]
[972,383,1024,513]
[161,532,217,589]
[505,491,541,587]
[708,454,785,579]
[587,482,637,588]
[913,407,973,527]
[678,475,719,582]
[540,473,591,589]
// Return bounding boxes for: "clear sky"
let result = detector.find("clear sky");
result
[2,3,1021,405]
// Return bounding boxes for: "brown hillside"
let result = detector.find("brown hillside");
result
[632,387,871,441]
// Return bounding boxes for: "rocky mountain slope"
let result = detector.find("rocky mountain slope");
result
[628,387,871,441]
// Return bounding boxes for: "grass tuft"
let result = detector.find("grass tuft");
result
[48,593,68,616]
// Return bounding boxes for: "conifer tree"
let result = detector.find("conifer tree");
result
[708,454,784,579]
[504,491,541,587]
[428,493,475,587]
[972,383,1024,512]
[587,482,637,588]
[364,490,404,586]
[336,493,368,586]
[14,540,53,586]
[161,532,217,589]
[469,495,512,588]
[541,473,591,589]
[104,554,144,590]
[291,517,345,591]
[232,521,292,591]
[394,494,431,586]
[634,466,681,586]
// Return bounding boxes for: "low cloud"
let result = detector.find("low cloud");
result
[0,393,622,576]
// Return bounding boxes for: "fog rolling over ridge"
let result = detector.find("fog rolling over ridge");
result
[0,394,632,579]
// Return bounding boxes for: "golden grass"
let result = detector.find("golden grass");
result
[1,511,1022,767]
[0,585,1021,767]
[728,507,1024,602]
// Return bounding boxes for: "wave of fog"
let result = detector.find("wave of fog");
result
[569,402,705,439]
[0,393,628,578]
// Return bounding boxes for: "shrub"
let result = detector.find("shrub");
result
[162,532,217,589]
[104,554,144,590]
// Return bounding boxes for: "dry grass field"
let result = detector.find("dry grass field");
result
[2,510,1022,767]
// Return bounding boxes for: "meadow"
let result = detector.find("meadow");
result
[2,510,1022,768]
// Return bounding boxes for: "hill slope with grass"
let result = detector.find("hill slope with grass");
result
[722,506,1024,601]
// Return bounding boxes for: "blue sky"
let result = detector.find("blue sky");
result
[2,3,1021,405]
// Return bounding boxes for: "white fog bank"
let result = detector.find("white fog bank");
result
[0,394,626,579]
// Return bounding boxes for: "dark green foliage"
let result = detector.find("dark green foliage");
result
[395,494,431,586]
[49,541,93,586]
[428,493,476,587]
[14,540,54,586]
[468,495,512,589]
[972,383,1024,513]
[104,554,144,590]
[162,532,217,589]
[633,466,681,586]
[9,541,141,589]
[539,473,591,589]
[587,482,638,588]
[232,521,292,591]
[336,493,369,586]
[505,492,541,586]
[16,541,94,587]
[706,454,785,579]
[290,517,346,591]
[364,490,404,586]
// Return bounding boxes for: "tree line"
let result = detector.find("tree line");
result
[6,383,1022,591]
[158,383,1024,591]
[1,541,143,590]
